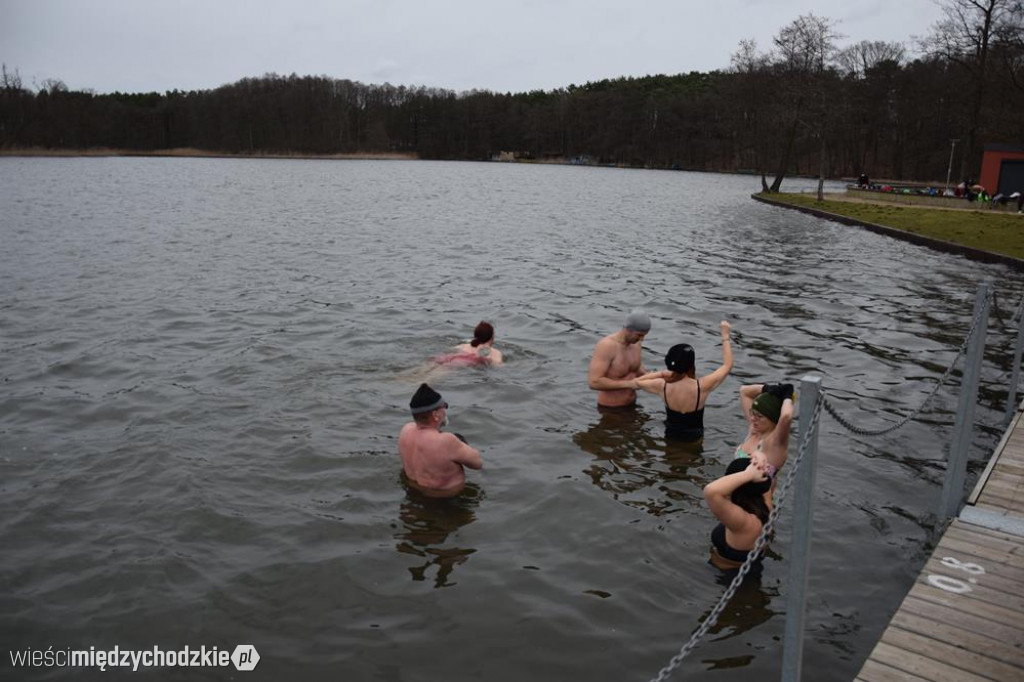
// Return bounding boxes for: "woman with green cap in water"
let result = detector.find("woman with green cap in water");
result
[734,382,794,506]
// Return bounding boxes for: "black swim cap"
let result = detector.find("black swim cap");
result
[665,344,695,373]
[410,383,446,415]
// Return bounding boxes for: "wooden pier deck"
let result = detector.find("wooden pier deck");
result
[855,405,1024,681]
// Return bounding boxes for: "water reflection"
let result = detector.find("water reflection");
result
[573,407,711,517]
[700,573,779,670]
[394,481,481,588]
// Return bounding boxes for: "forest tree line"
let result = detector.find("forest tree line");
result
[2,1,1022,185]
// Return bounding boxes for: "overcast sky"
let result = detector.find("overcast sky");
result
[3,0,941,95]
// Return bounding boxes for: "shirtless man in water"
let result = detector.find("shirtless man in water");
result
[398,383,482,497]
[587,311,652,408]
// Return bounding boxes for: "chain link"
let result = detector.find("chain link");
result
[647,397,824,682]
[823,289,991,437]
[647,288,999,679]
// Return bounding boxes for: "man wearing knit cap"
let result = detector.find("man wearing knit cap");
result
[398,383,482,497]
[587,310,652,409]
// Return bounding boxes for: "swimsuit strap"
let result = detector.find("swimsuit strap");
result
[694,379,701,411]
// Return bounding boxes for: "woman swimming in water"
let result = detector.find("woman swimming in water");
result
[632,321,732,442]
[704,458,772,570]
[435,321,504,367]
[734,382,794,504]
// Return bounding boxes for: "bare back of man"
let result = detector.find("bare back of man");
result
[398,423,482,497]
[588,329,647,408]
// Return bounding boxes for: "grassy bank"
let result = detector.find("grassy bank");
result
[760,192,1024,261]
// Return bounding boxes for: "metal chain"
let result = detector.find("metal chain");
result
[647,397,824,682]
[823,289,991,437]
[647,288,997,679]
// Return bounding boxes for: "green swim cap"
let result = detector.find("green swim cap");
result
[752,393,782,423]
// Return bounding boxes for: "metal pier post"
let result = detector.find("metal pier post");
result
[781,374,822,682]
[1003,296,1024,429]
[938,281,990,523]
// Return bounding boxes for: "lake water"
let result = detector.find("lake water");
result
[1,157,1022,681]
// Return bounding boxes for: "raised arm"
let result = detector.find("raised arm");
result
[739,383,764,418]
[768,398,794,449]
[704,462,768,532]
[700,321,734,393]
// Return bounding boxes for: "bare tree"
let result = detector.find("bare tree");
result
[919,0,1021,179]
[767,13,843,195]
[1,64,24,91]
[729,40,774,189]
[992,1,1024,92]
[836,41,907,77]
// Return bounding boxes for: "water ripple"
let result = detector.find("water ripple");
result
[1,157,1022,681]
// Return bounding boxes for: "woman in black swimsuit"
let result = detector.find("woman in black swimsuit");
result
[704,457,771,570]
[633,321,733,442]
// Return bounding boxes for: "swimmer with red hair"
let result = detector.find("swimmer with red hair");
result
[436,321,504,367]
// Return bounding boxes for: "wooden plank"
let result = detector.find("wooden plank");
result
[999,445,1024,460]
[988,470,1024,483]
[866,641,995,682]
[991,459,1024,475]
[949,518,1023,541]
[994,458,1024,473]
[881,625,1024,680]
[976,490,1023,512]
[935,538,1024,580]
[989,453,1024,469]
[983,474,1024,492]
[920,555,1024,602]
[978,499,1022,515]
[900,595,1024,643]
[938,536,1024,570]
[981,471,1024,487]
[996,452,1024,468]
[945,521,1019,544]
[856,657,932,682]
[890,609,1024,667]
[909,583,1024,629]
[985,459,1023,472]
[941,526,1024,559]
[1002,429,1024,445]
[919,546,1022,584]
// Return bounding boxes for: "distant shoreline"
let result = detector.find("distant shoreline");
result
[0,147,420,161]
[0,150,943,187]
